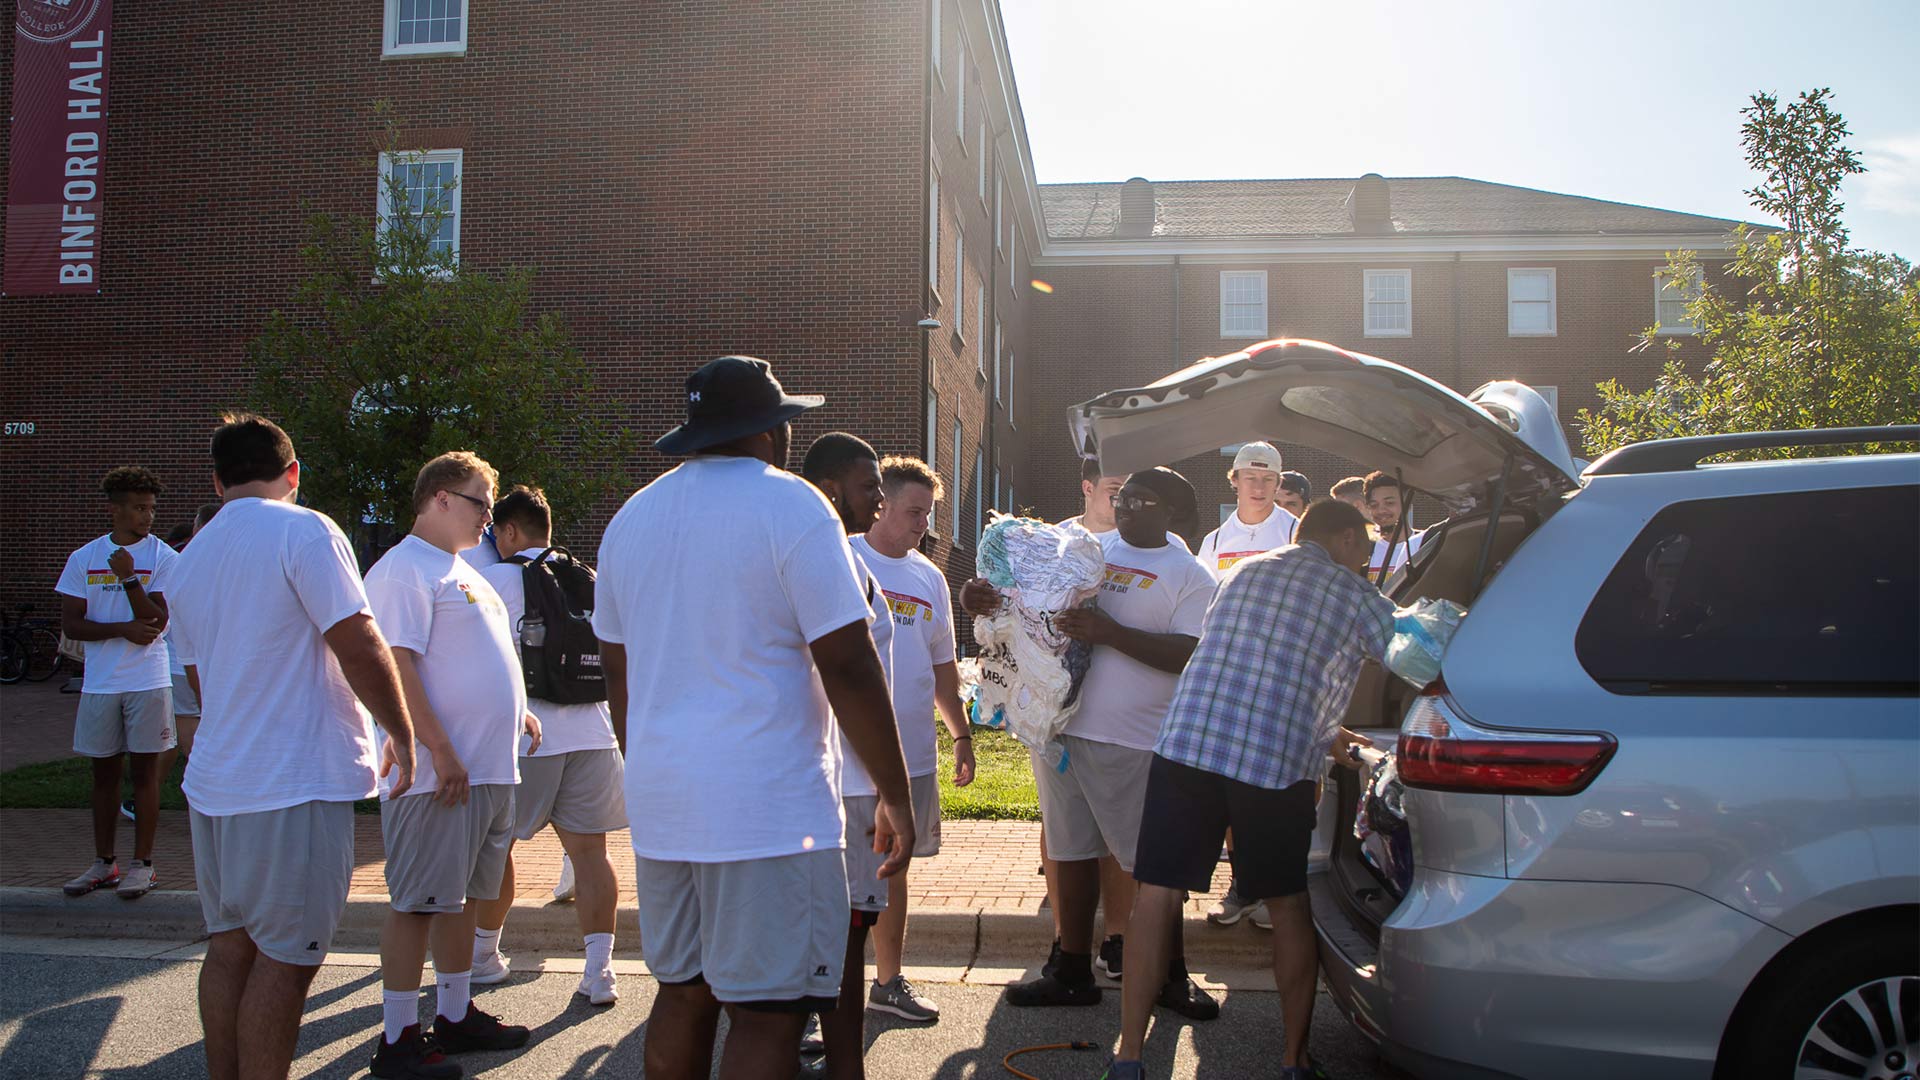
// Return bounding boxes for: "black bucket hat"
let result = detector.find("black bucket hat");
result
[654,356,825,456]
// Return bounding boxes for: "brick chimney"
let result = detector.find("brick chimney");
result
[1346,173,1393,234]
[1117,177,1155,238]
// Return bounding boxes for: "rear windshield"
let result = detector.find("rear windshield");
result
[1576,485,1919,695]
[1280,385,1452,456]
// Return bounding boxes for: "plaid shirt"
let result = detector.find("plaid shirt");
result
[1155,541,1397,790]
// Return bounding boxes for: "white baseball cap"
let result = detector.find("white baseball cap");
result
[1229,441,1282,477]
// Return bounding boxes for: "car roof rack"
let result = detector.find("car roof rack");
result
[1585,425,1920,476]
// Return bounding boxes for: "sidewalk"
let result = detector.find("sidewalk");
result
[0,807,1231,914]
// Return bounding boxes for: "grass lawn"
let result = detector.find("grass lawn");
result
[0,723,1043,821]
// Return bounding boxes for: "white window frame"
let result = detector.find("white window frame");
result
[1507,268,1558,337]
[1219,270,1268,338]
[973,447,985,539]
[993,319,1002,404]
[951,423,964,540]
[383,0,469,58]
[1654,266,1703,335]
[993,460,1001,513]
[953,226,965,339]
[1007,348,1016,427]
[1362,268,1412,338]
[375,149,464,273]
[956,55,967,146]
[978,121,989,203]
[1537,385,1560,417]
[974,282,985,373]
[926,385,939,462]
[929,0,942,83]
[993,175,1003,251]
[927,163,941,293]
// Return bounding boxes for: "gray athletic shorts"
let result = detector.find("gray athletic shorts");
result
[842,796,888,912]
[1032,734,1154,871]
[514,749,627,840]
[381,783,515,913]
[910,770,942,857]
[74,688,175,757]
[191,801,355,966]
[634,848,848,1007]
[170,672,200,717]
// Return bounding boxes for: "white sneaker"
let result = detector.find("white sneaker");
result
[470,951,512,985]
[1248,901,1273,931]
[575,966,617,1006]
[551,854,576,902]
[63,858,120,897]
[115,862,157,899]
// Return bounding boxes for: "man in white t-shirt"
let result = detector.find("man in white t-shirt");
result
[470,485,627,1006]
[165,414,417,1080]
[1196,442,1298,580]
[1363,470,1425,582]
[596,356,913,1079]
[364,452,541,1076]
[157,503,223,792]
[1002,468,1220,1021]
[800,432,903,1078]
[856,455,976,1026]
[56,466,177,901]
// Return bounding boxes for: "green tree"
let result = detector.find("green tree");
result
[1577,89,1919,459]
[249,110,632,537]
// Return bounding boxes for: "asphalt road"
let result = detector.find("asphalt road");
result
[0,939,1405,1079]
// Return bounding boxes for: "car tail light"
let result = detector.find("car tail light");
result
[1398,680,1616,796]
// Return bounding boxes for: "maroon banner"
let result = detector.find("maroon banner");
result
[5,0,110,296]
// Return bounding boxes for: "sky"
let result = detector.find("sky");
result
[1000,0,1920,258]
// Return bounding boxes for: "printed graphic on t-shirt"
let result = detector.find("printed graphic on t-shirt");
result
[1213,551,1266,574]
[881,589,936,627]
[454,579,506,615]
[83,567,156,590]
[1102,564,1159,594]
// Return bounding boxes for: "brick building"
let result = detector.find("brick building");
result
[1,0,1743,610]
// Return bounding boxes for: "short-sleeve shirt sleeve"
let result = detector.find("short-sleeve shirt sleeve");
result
[1355,587,1397,661]
[1170,564,1218,638]
[929,570,957,665]
[290,528,374,638]
[779,518,877,644]
[147,542,178,596]
[591,531,626,645]
[55,545,89,599]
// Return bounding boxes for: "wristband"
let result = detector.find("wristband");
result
[118,576,139,586]
[953,734,972,742]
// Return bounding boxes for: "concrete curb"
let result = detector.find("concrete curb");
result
[0,887,1284,985]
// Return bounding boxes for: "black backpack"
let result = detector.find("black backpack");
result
[505,546,606,704]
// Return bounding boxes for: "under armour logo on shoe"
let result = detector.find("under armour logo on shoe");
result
[689,391,702,403]
[306,941,319,951]
[814,965,829,977]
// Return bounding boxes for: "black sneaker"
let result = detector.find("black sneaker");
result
[1095,935,1124,981]
[1006,973,1102,1007]
[433,1005,530,1053]
[1040,937,1063,979]
[370,1025,462,1079]
[1156,972,1221,1021]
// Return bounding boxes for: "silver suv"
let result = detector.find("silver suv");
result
[1070,339,1919,1080]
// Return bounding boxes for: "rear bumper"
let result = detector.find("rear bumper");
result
[1312,869,1790,1080]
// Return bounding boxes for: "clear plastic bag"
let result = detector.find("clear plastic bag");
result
[1383,597,1467,689]
[967,515,1105,758]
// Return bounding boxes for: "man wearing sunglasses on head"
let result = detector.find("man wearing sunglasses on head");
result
[1000,467,1219,1021]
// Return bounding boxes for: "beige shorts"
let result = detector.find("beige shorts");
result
[909,770,942,857]
[634,849,848,1008]
[842,796,889,912]
[380,783,515,913]
[514,749,627,840]
[170,672,200,717]
[74,688,175,757]
[191,801,355,966]
[1032,735,1154,872]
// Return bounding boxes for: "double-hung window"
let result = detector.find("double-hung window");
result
[928,164,940,291]
[1220,271,1268,338]
[376,149,463,269]
[1363,269,1411,337]
[1508,268,1557,336]
[384,0,467,57]
[1655,266,1703,334]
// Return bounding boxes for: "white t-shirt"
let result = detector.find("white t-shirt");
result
[1196,506,1298,581]
[832,545,897,798]
[480,548,620,758]
[1065,535,1218,751]
[167,499,381,817]
[365,534,526,798]
[1058,514,1115,539]
[55,533,178,694]
[851,536,956,781]
[1367,530,1426,580]
[592,455,875,862]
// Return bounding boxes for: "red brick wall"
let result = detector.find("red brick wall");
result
[1,1,932,606]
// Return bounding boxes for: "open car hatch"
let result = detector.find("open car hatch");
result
[1066,339,1580,516]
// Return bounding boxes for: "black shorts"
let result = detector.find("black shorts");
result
[1132,754,1317,900]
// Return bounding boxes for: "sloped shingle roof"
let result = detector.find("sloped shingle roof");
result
[1040,177,1752,240]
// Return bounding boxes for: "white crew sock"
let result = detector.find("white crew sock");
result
[584,932,614,975]
[473,925,502,964]
[435,967,471,1024]
[382,989,417,1044]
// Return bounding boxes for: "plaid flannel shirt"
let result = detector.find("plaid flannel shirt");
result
[1155,541,1397,790]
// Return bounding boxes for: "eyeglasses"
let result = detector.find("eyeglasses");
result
[1110,494,1162,512]
[446,490,493,520]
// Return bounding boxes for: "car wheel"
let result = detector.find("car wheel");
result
[1725,926,1918,1080]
